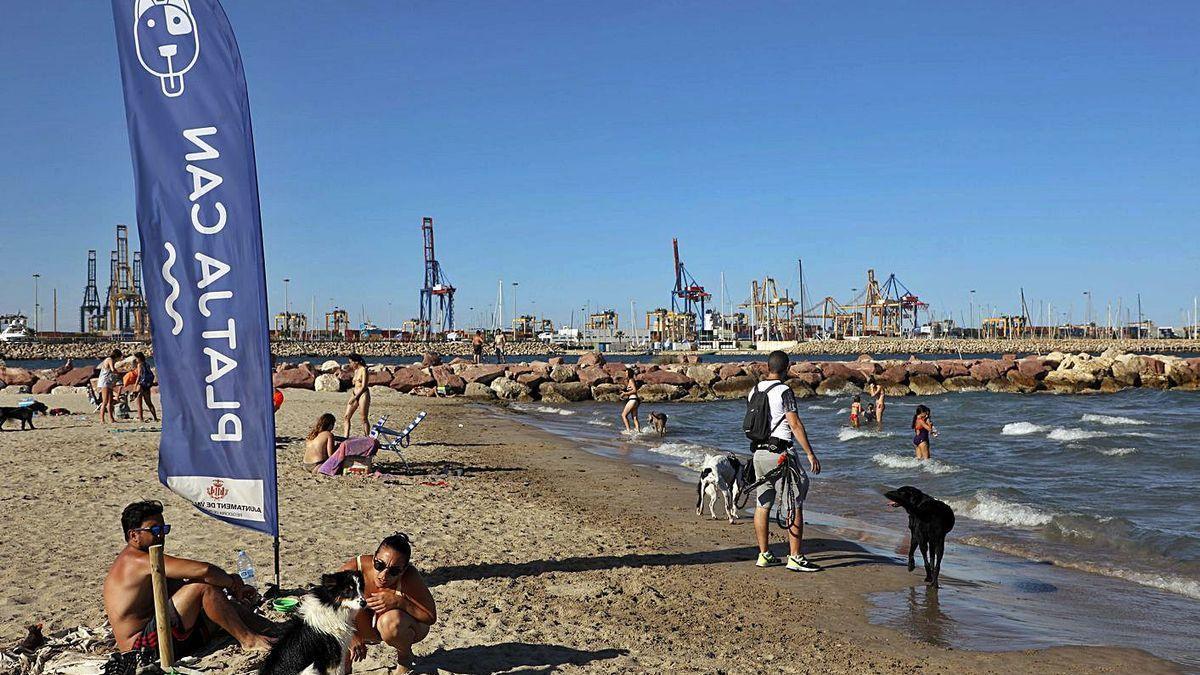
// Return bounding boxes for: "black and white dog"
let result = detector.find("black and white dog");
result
[696,453,745,523]
[885,486,955,588]
[259,571,366,675]
[0,401,49,430]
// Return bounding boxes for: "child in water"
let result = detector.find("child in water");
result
[912,405,936,460]
[850,395,863,428]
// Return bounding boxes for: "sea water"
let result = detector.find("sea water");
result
[498,388,1200,668]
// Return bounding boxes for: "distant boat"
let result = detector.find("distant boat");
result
[0,317,36,343]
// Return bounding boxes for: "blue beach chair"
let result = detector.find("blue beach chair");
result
[370,411,427,472]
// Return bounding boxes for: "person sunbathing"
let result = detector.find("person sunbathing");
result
[303,413,338,472]
[102,500,274,655]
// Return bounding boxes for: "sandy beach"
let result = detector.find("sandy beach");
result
[0,388,1180,674]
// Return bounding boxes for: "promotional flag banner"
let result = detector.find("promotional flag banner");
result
[110,0,277,536]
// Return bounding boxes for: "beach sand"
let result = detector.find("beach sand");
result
[0,388,1179,674]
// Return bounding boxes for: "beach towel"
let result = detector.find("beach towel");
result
[318,436,379,476]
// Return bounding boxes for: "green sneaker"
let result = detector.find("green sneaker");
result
[756,551,782,567]
[786,555,822,572]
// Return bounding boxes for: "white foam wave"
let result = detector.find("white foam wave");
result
[838,427,893,442]
[945,492,1055,528]
[1047,427,1106,442]
[1105,569,1200,601]
[513,403,575,416]
[585,419,614,427]
[1098,447,1138,456]
[1081,413,1149,426]
[870,453,960,474]
[648,443,710,470]
[1001,422,1047,436]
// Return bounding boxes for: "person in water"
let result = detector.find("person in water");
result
[340,533,436,674]
[849,395,863,428]
[620,370,641,432]
[867,382,886,424]
[304,413,338,472]
[912,404,934,460]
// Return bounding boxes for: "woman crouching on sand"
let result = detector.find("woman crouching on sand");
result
[912,405,934,460]
[341,533,436,675]
[303,413,338,472]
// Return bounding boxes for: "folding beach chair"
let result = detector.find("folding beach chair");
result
[369,411,427,472]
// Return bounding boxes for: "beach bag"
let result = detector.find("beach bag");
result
[743,381,784,445]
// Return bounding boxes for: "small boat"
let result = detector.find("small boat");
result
[0,316,36,343]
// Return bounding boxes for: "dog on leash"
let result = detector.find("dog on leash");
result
[259,571,366,675]
[696,453,745,523]
[0,401,49,430]
[885,486,955,588]
[648,412,668,436]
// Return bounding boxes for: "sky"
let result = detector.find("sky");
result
[1,1,1198,332]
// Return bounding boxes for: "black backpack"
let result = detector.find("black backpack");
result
[743,381,785,444]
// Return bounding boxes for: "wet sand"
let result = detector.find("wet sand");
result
[0,388,1179,673]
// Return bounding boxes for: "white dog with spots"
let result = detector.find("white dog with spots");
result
[696,453,746,524]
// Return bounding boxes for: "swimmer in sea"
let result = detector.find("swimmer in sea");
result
[912,404,933,460]
[849,395,863,428]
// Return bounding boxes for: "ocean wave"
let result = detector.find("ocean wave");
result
[1098,447,1138,456]
[585,418,615,427]
[871,453,960,474]
[838,427,894,442]
[945,491,1055,527]
[647,442,711,470]
[1081,413,1149,426]
[510,403,575,416]
[1001,422,1047,436]
[1047,427,1106,442]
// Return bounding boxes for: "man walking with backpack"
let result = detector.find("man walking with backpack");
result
[744,350,822,572]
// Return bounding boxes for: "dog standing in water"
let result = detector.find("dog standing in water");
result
[697,453,745,523]
[648,412,668,436]
[259,571,366,675]
[885,486,955,588]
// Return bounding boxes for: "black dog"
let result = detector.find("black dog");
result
[0,401,49,430]
[885,486,955,588]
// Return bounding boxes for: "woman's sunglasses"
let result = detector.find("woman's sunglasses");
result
[134,524,171,537]
[373,558,407,577]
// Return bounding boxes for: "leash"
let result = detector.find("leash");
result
[736,450,807,530]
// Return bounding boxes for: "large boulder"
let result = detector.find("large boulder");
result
[420,352,442,367]
[1059,353,1111,378]
[390,367,435,393]
[790,371,822,388]
[874,364,908,386]
[602,363,630,382]
[462,365,507,385]
[1017,358,1049,380]
[549,365,578,383]
[56,366,97,387]
[906,360,939,377]
[32,379,57,395]
[942,375,985,392]
[538,381,591,403]
[686,365,716,386]
[969,359,1012,382]
[639,370,695,387]
[637,383,685,402]
[273,367,315,389]
[1099,377,1127,394]
[882,383,911,397]
[817,361,854,381]
[791,361,820,374]
[1043,351,1066,368]
[1006,370,1041,392]
[712,375,756,399]
[816,376,860,396]
[719,364,746,379]
[747,362,770,378]
[936,361,970,378]
[431,365,466,394]
[1163,357,1196,386]
[577,367,612,387]
[464,382,497,400]
[515,371,548,389]
[784,379,816,399]
[547,356,566,366]
[313,373,342,392]
[908,374,947,396]
[318,360,341,373]
[985,378,1022,394]
[367,368,394,387]
[1043,369,1097,393]
[490,377,533,401]
[2,368,36,387]
[591,383,625,401]
[577,352,606,368]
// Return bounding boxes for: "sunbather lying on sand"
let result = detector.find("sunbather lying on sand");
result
[102,500,275,656]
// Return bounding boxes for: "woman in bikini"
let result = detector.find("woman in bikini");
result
[98,349,122,424]
[343,354,371,437]
[340,533,436,675]
[850,395,863,428]
[620,371,641,432]
[912,404,934,460]
[303,413,338,472]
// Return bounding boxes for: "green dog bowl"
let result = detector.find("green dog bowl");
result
[272,597,299,613]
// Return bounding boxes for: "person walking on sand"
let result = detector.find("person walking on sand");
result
[344,354,371,437]
[103,500,274,656]
[748,351,823,573]
[341,533,436,675]
[98,349,122,424]
[912,404,935,460]
[494,331,506,364]
[133,352,158,423]
[620,371,641,432]
[471,330,485,364]
[867,381,886,424]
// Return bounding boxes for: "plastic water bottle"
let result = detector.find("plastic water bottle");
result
[236,550,257,587]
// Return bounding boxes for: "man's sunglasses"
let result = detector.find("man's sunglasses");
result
[133,524,171,537]
[373,558,407,577]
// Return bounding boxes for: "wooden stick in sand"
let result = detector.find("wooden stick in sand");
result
[149,544,175,670]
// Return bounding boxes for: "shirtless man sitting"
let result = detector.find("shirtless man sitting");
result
[102,500,274,655]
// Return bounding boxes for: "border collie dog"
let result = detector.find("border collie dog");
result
[260,571,366,675]
[696,453,745,523]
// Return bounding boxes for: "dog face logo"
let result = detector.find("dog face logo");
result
[133,0,200,98]
[206,479,228,501]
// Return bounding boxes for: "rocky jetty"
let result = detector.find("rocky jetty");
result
[252,348,1200,403]
[0,340,559,361]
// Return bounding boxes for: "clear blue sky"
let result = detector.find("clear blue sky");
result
[2,1,1197,331]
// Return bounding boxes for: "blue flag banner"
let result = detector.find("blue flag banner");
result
[110,0,277,536]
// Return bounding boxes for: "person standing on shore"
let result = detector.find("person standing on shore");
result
[867,382,886,425]
[98,349,122,424]
[471,330,485,364]
[132,352,158,423]
[494,331,506,364]
[747,351,822,572]
[912,405,934,460]
[620,371,641,433]
[344,354,371,437]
